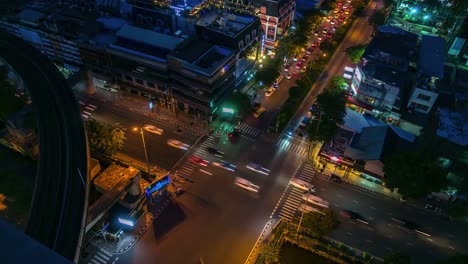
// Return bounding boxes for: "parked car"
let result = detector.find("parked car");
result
[286,73,293,80]
[265,87,276,97]
[253,107,265,118]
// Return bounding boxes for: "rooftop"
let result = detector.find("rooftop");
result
[361,62,407,89]
[437,108,468,146]
[93,164,140,191]
[363,26,418,70]
[116,24,184,51]
[17,8,45,23]
[197,10,255,37]
[418,35,445,79]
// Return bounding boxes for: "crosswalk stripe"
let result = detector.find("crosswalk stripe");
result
[239,123,247,130]
[99,249,112,258]
[291,188,304,194]
[283,203,297,211]
[253,130,260,136]
[97,252,110,261]
[89,259,101,264]
[281,207,296,214]
[93,254,107,263]
[298,148,307,156]
[279,212,293,219]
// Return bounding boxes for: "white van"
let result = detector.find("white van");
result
[302,194,329,208]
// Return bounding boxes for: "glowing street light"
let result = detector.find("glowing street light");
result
[411,8,418,14]
[133,127,151,174]
[423,15,430,20]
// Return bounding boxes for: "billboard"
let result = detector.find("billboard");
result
[145,175,170,196]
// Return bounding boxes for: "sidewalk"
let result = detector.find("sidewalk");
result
[244,218,279,264]
[72,81,207,136]
[308,141,402,201]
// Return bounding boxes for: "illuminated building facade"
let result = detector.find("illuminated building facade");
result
[251,0,295,50]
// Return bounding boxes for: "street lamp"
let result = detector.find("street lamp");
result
[133,127,151,174]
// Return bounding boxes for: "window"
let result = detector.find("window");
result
[125,75,133,81]
[136,78,144,85]
[147,82,155,88]
[417,93,431,101]
[415,104,429,111]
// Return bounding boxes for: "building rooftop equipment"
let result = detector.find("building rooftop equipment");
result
[115,24,184,51]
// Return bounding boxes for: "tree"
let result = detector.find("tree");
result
[0,67,26,123]
[345,44,368,64]
[368,10,387,36]
[383,151,447,199]
[384,251,412,264]
[382,0,393,9]
[301,209,338,237]
[353,0,367,16]
[255,58,281,88]
[437,254,468,264]
[223,91,251,117]
[306,84,347,142]
[85,118,126,156]
[257,243,280,264]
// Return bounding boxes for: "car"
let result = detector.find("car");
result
[286,73,293,80]
[312,41,319,47]
[344,9,350,15]
[265,87,276,97]
[143,124,164,135]
[338,16,345,22]
[314,30,320,36]
[252,102,261,111]
[167,139,189,150]
[246,162,270,175]
[317,35,324,41]
[298,204,326,214]
[340,209,361,219]
[283,66,290,72]
[322,28,329,34]
[300,65,307,73]
[207,147,224,157]
[302,194,329,208]
[212,160,236,172]
[301,55,309,62]
[228,128,240,138]
[334,8,340,13]
[331,19,337,25]
[326,32,333,38]
[325,16,332,22]
[189,156,209,166]
[253,107,265,118]
[234,177,260,192]
[290,178,316,192]
[330,174,342,183]
[334,13,340,19]
[306,48,313,55]
[292,56,299,61]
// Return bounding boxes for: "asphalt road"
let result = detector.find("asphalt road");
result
[275,163,468,263]
[77,96,201,171]
[115,130,305,264]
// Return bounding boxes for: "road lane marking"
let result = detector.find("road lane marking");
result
[385,247,393,251]
[415,230,431,237]
[337,194,343,198]
[320,188,326,191]
[448,246,455,250]
[368,217,374,220]
[367,227,374,231]
[370,206,376,210]
[353,200,359,203]
[426,238,433,242]
[199,169,212,175]
[346,232,352,236]
[407,242,413,246]
[334,204,340,207]
[386,235,393,239]
[387,224,394,227]
[99,249,112,257]
[366,240,373,243]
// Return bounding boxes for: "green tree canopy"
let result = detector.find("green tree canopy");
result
[306,83,347,142]
[0,67,26,123]
[382,0,393,9]
[223,91,252,117]
[345,44,368,64]
[384,251,412,264]
[255,58,281,87]
[85,118,126,156]
[383,151,447,199]
[258,243,280,264]
[301,209,338,237]
[368,10,387,35]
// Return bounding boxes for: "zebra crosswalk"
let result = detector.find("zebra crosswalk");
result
[87,248,113,264]
[193,136,218,159]
[276,163,316,221]
[276,138,309,157]
[237,123,261,137]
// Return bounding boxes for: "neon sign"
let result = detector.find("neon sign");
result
[170,5,185,17]
[145,175,170,196]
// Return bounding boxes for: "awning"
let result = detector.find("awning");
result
[347,96,373,111]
